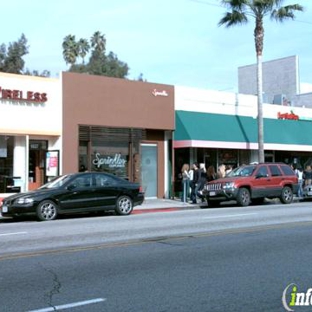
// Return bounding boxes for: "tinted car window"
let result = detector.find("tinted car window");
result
[68,174,92,188]
[94,174,117,186]
[256,166,269,177]
[280,164,296,176]
[268,165,282,176]
[228,165,256,177]
[40,175,72,189]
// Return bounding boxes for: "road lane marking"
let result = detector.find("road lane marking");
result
[0,232,27,237]
[203,213,258,219]
[27,298,106,312]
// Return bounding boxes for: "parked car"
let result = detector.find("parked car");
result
[203,163,299,207]
[0,172,144,221]
[303,184,312,200]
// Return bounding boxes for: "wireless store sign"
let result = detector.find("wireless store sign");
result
[0,86,48,103]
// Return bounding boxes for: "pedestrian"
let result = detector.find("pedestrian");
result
[217,164,226,178]
[303,165,312,186]
[196,163,207,202]
[295,166,304,198]
[190,163,199,204]
[207,165,217,182]
[225,164,233,175]
[181,163,190,203]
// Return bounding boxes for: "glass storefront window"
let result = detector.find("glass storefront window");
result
[79,126,145,181]
[218,149,238,167]
[91,145,129,178]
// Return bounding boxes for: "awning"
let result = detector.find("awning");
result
[174,111,312,151]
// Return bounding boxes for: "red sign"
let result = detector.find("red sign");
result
[0,86,48,102]
[277,111,299,120]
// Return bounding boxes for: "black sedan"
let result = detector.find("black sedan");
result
[1,172,144,221]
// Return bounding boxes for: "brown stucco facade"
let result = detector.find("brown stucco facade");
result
[62,72,174,198]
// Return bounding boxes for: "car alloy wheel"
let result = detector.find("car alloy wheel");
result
[280,186,293,204]
[36,200,58,221]
[236,188,250,207]
[115,196,133,215]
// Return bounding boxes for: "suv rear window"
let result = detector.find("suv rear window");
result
[280,164,296,176]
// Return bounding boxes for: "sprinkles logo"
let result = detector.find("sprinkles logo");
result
[282,283,312,311]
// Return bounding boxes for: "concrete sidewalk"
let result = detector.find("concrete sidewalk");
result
[135,198,201,210]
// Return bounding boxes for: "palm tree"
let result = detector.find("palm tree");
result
[62,35,78,66]
[218,0,303,163]
[77,38,90,64]
[90,31,106,54]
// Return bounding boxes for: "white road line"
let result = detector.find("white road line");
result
[0,232,27,237]
[27,298,106,312]
[204,213,258,219]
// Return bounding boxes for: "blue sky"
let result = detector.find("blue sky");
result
[1,0,311,91]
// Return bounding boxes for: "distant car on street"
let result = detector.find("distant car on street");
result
[1,172,144,221]
[203,163,298,207]
[302,184,312,200]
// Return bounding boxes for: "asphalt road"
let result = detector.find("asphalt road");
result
[1,202,312,311]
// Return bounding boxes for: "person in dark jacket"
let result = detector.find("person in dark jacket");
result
[303,165,312,186]
[196,163,207,202]
[190,163,199,204]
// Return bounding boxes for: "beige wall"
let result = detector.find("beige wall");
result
[0,73,61,135]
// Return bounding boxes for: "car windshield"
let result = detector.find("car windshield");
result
[39,175,72,189]
[227,165,256,177]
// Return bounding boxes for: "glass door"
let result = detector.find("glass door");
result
[141,144,157,198]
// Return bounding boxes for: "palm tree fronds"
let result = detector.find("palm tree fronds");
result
[271,4,304,21]
[218,11,248,27]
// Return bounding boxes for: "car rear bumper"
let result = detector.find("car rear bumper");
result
[134,193,145,206]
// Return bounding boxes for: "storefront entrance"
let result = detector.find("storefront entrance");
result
[141,144,158,198]
[28,140,47,190]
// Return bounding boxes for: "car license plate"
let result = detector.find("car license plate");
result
[2,205,8,213]
[209,191,216,196]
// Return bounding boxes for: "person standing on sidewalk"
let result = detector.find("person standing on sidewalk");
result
[190,163,199,204]
[195,163,207,202]
[295,166,304,198]
[303,165,312,186]
[181,163,190,203]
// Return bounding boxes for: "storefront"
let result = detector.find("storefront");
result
[61,72,174,199]
[173,86,312,193]
[0,73,61,193]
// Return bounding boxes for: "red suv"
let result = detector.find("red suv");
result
[203,163,299,207]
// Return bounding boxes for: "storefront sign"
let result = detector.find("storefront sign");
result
[0,86,48,102]
[93,153,126,168]
[277,111,299,120]
[46,151,59,177]
[152,89,168,97]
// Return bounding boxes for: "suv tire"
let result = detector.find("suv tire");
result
[236,188,250,206]
[280,186,293,204]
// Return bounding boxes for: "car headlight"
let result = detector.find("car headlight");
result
[223,182,235,189]
[16,197,34,204]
